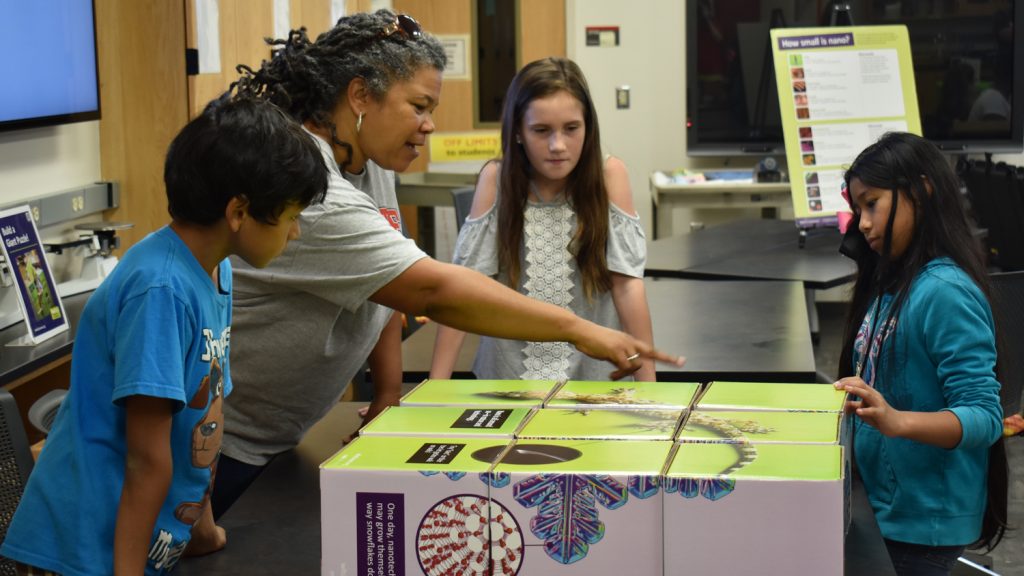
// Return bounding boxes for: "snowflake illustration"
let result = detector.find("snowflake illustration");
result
[512,473,628,564]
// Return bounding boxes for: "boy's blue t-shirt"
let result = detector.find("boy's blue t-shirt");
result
[0,226,232,575]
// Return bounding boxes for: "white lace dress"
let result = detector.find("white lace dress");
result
[450,193,647,381]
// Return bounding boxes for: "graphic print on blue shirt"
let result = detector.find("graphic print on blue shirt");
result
[146,352,226,572]
[854,296,898,389]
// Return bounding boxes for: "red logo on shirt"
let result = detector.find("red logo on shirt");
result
[380,208,401,230]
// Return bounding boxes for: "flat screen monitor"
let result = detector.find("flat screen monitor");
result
[0,0,101,132]
[686,0,1024,156]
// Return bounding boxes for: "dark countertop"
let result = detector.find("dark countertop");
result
[0,291,90,387]
[400,277,817,383]
[646,219,856,290]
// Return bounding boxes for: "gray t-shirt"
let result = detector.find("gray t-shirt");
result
[223,132,425,465]
[452,192,646,381]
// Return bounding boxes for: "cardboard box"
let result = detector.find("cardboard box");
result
[697,381,847,412]
[400,378,560,408]
[546,381,701,410]
[491,439,674,575]
[360,405,532,439]
[321,435,514,576]
[677,409,842,444]
[663,442,845,575]
[518,407,685,441]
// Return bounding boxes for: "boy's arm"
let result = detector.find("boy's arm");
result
[363,311,404,424]
[184,503,226,557]
[114,395,174,576]
[610,273,656,382]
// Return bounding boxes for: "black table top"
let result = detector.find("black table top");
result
[646,219,857,290]
[0,291,91,387]
[401,277,817,383]
[176,400,895,576]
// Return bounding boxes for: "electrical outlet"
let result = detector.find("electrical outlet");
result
[72,195,84,212]
[616,86,630,109]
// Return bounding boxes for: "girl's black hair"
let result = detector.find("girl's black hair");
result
[164,93,327,226]
[839,131,1007,551]
[231,10,445,172]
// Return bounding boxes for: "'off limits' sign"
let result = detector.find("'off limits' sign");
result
[429,131,501,163]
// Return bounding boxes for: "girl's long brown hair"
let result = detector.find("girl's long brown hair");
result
[496,57,611,299]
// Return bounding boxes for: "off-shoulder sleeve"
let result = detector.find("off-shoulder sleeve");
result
[606,202,646,278]
[451,203,499,276]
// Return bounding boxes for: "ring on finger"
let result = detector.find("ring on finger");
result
[625,353,640,362]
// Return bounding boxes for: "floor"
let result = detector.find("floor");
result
[815,302,1024,576]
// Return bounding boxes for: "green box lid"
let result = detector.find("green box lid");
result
[547,381,701,410]
[667,442,842,481]
[493,439,674,474]
[697,381,846,412]
[519,408,684,441]
[400,379,558,408]
[361,406,531,437]
[677,410,841,444]
[322,436,510,472]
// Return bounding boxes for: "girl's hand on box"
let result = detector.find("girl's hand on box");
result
[835,377,903,437]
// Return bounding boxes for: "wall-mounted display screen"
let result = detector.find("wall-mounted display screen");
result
[687,0,1023,156]
[0,0,101,132]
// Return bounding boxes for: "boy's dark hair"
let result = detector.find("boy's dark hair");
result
[232,9,445,172]
[839,131,1008,552]
[164,94,328,226]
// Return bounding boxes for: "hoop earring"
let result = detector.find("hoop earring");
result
[356,112,364,134]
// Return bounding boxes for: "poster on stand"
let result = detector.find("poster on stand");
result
[770,26,921,227]
[0,206,68,345]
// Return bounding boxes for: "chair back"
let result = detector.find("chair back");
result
[992,270,1024,416]
[0,389,33,575]
[451,186,476,232]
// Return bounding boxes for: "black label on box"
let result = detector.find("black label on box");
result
[451,409,511,430]
[406,442,465,465]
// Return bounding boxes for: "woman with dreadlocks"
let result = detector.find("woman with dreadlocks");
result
[213,9,682,520]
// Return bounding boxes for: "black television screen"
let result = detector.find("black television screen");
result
[687,0,1024,156]
[0,0,101,132]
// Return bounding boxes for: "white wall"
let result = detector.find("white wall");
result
[566,0,684,235]
[0,122,102,205]
[567,0,786,237]
[0,121,104,278]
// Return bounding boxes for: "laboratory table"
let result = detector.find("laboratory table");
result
[0,291,90,389]
[645,218,856,291]
[399,277,818,384]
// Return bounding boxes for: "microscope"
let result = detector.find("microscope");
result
[45,221,134,298]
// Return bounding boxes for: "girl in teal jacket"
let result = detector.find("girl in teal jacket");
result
[835,132,1008,576]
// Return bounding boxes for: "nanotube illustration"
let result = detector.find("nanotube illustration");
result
[416,494,524,575]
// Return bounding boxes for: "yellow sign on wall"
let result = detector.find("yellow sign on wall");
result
[430,131,502,163]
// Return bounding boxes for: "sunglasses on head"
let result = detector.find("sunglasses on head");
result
[380,14,422,40]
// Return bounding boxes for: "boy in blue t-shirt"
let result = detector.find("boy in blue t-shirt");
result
[0,94,327,575]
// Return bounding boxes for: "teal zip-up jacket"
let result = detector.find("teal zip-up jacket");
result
[853,258,1003,546]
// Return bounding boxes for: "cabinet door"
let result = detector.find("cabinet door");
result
[184,0,346,118]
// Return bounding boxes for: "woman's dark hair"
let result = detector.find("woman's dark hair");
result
[232,10,445,171]
[164,93,328,225]
[496,57,611,299]
[839,131,1008,551]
